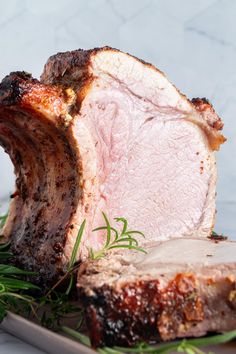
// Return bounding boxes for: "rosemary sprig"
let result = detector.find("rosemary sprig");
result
[35,221,87,329]
[65,219,86,296]
[60,325,91,346]
[210,231,227,241]
[0,248,39,321]
[60,326,236,354]
[39,292,83,330]
[26,214,145,329]
[0,212,8,229]
[115,330,236,353]
[68,220,86,270]
[0,211,39,320]
[1,212,235,354]
[90,213,147,260]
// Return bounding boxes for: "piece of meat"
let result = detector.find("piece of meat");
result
[77,238,236,347]
[0,72,81,283]
[42,48,225,247]
[0,47,225,284]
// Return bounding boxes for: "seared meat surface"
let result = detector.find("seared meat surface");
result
[0,72,82,283]
[78,238,236,347]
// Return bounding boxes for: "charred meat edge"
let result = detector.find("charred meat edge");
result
[0,72,81,285]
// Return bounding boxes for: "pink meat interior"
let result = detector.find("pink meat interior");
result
[73,78,214,254]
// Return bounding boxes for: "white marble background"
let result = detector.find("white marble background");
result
[0,1,235,352]
[1,0,236,234]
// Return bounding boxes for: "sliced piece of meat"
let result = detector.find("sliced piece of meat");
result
[0,48,225,284]
[77,238,236,347]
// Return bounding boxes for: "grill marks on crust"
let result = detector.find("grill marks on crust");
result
[0,74,81,285]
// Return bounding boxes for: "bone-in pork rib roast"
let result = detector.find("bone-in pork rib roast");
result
[0,48,225,284]
[1,48,234,347]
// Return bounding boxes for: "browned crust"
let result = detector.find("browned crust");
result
[0,71,68,114]
[192,98,224,131]
[41,46,192,110]
[41,46,159,86]
[41,49,92,85]
[0,73,81,286]
[0,72,38,106]
[41,49,96,110]
[41,47,225,142]
[78,272,236,347]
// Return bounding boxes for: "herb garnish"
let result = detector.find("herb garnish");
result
[60,326,236,354]
[34,220,87,329]
[0,212,236,354]
[65,219,86,296]
[210,231,228,241]
[89,212,146,260]
[0,240,39,321]
[0,212,8,229]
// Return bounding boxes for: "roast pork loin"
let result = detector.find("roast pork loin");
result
[78,238,236,347]
[0,48,225,285]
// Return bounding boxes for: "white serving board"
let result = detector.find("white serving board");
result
[0,312,236,354]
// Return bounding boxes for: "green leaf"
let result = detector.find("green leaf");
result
[0,241,11,251]
[89,248,106,260]
[107,244,147,253]
[125,231,145,238]
[185,330,236,346]
[91,213,147,259]
[98,349,109,354]
[68,219,86,271]
[0,252,12,260]
[0,277,39,291]
[102,212,112,248]
[65,219,86,296]
[99,348,122,354]
[115,331,236,353]
[60,326,91,346]
[115,217,128,235]
[1,292,34,303]
[0,213,8,228]
[114,237,139,246]
[65,274,74,296]
[88,248,95,259]
[0,301,6,322]
[92,226,119,241]
[0,265,36,276]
